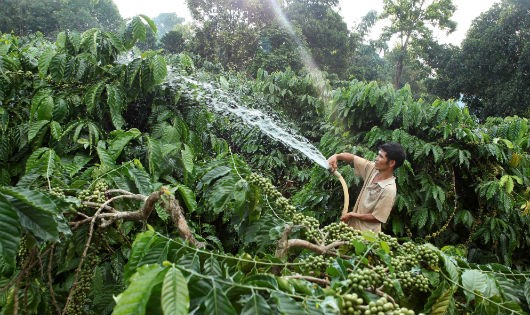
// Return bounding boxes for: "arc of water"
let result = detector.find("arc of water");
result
[165,72,330,170]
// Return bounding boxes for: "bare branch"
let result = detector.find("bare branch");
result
[275,225,349,259]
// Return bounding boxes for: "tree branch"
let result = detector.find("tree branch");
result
[275,224,349,259]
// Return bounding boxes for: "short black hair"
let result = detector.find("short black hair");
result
[380,142,406,169]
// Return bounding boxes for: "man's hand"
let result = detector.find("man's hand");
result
[327,154,338,172]
[340,212,355,222]
[342,212,380,223]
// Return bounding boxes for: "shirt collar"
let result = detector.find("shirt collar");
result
[371,171,395,188]
[377,176,395,188]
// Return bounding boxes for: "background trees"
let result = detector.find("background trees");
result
[454,0,530,118]
[378,0,456,89]
[285,0,352,78]
[0,0,123,36]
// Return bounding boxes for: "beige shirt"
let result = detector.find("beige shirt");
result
[347,155,396,232]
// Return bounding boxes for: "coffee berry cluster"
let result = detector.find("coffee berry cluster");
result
[344,265,391,292]
[396,271,430,293]
[246,173,322,242]
[246,173,296,215]
[50,186,66,198]
[77,180,109,203]
[321,222,361,243]
[65,253,100,315]
[341,292,364,315]
[298,255,335,276]
[415,245,439,268]
[364,297,415,315]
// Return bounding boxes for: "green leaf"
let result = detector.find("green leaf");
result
[200,166,231,187]
[63,154,92,177]
[241,293,272,315]
[128,165,152,195]
[50,121,63,140]
[461,269,488,302]
[0,187,67,241]
[203,287,237,315]
[38,48,56,77]
[38,94,54,121]
[147,137,163,178]
[219,76,229,90]
[177,185,197,213]
[131,16,147,42]
[139,14,157,34]
[271,292,306,315]
[0,195,21,266]
[429,288,453,315]
[124,230,158,280]
[413,207,428,228]
[204,256,222,276]
[161,266,189,315]
[107,129,141,161]
[151,55,167,84]
[244,274,278,290]
[28,120,50,142]
[440,253,459,284]
[503,176,515,194]
[44,148,59,181]
[155,203,170,222]
[127,59,142,88]
[49,54,66,81]
[25,148,60,182]
[112,264,165,315]
[106,31,125,52]
[84,82,105,114]
[106,84,126,130]
[181,144,194,174]
[97,142,116,167]
[524,280,530,308]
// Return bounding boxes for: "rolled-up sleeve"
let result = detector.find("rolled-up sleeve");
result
[353,156,372,181]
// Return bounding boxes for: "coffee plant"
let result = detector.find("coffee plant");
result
[0,17,529,315]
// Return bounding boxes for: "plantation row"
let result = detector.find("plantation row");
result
[0,19,529,314]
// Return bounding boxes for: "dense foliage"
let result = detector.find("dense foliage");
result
[0,4,530,315]
[450,0,529,118]
[0,0,123,36]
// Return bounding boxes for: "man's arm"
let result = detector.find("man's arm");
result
[340,212,380,223]
[327,153,355,172]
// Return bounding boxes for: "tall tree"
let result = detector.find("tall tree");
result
[379,0,456,88]
[347,10,392,82]
[249,24,306,74]
[153,13,186,38]
[453,0,530,118]
[285,0,352,78]
[186,0,277,71]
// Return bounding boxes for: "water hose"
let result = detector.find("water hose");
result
[332,170,350,216]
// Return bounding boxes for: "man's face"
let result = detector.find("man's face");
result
[374,150,392,171]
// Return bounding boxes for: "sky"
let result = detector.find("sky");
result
[113,0,500,46]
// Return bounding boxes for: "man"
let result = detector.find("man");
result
[327,142,406,232]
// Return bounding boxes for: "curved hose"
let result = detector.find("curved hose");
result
[333,170,350,216]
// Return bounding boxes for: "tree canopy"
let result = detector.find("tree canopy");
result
[0,0,123,36]
[379,0,456,89]
[456,0,530,118]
